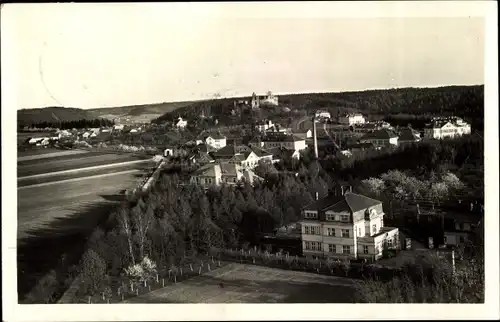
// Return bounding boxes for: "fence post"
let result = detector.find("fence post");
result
[218,260,221,267]
[168,270,171,278]
[180,268,183,276]
[156,274,159,283]
[199,267,202,275]
[148,285,151,292]
[162,278,165,287]
[208,263,211,271]
[174,275,177,284]
[136,288,139,296]
[121,293,124,301]
[88,296,91,304]
[130,282,134,292]
[190,264,193,272]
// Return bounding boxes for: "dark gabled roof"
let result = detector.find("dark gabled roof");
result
[303,192,382,222]
[361,129,398,140]
[262,134,304,143]
[208,133,226,140]
[250,146,273,157]
[212,145,237,157]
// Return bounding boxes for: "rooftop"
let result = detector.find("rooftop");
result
[361,129,398,140]
[303,192,382,216]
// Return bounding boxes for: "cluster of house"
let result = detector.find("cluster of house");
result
[164,131,308,187]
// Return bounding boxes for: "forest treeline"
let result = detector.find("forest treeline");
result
[20,118,115,130]
[153,85,484,130]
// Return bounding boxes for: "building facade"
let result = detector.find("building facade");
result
[261,134,307,152]
[339,113,366,126]
[205,134,227,150]
[360,129,399,147]
[300,191,399,261]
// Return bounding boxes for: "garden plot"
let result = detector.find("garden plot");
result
[123,263,359,303]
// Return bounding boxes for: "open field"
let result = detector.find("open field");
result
[17,152,150,177]
[17,149,154,300]
[123,263,359,303]
[17,169,143,241]
[18,149,90,162]
[17,163,152,187]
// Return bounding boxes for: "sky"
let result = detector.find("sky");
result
[3,2,486,110]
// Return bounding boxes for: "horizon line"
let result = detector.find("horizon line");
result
[19,83,485,111]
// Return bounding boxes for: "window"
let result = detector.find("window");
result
[233,178,236,183]
[326,213,335,221]
[341,229,350,238]
[310,242,321,251]
[459,236,465,243]
[443,236,448,244]
[207,178,212,184]
[372,224,377,235]
[387,238,393,248]
[304,226,310,235]
[312,226,321,235]
[304,241,311,250]
[358,227,362,237]
[328,244,336,253]
[342,245,351,254]
[363,245,369,254]
[327,228,336,236]
[340,215,349,222]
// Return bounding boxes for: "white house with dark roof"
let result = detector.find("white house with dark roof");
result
[260,134,307,152]
[423,116,471,139]
[205,134,227,150]
[339,113,366,126]
[300,191,399,261]
[360,129,399,147]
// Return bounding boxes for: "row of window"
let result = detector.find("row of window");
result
[304,212,350,222]
[303,225,351,238]
[303,242,371,255]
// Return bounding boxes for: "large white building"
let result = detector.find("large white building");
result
[339,113,366,126]
[255,134,307,152]
[423,116,471,139]
[300,191,399,261]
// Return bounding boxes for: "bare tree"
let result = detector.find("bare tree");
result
[116,207,135,265]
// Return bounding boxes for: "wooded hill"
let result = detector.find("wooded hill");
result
[153,85,484,130]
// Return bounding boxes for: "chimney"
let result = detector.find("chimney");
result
[313,116,318,159]
[315,191,319,201]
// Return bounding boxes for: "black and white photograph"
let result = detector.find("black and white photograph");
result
[2,1,498,321]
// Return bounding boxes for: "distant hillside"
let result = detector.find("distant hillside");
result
[88,101,199,120]
[153,85,484,130]
[17,107,98,127]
